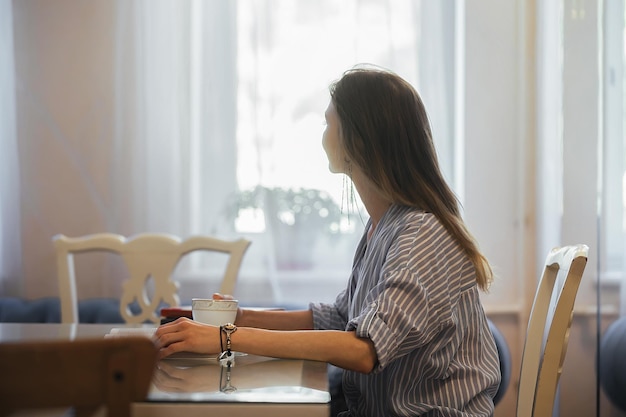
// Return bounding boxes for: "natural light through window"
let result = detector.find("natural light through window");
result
[182,0,458,305]
[235,0,422,220]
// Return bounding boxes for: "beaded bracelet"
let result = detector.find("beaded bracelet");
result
[218,323,237,367]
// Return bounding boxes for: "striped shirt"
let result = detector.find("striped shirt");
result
[310,205,501,417]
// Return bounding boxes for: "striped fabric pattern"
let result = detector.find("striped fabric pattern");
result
[311,205,501,417]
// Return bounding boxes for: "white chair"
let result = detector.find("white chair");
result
[516,244,589,417]
[53,233,251,324]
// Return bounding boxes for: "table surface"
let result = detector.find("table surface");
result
[0,322,330,417]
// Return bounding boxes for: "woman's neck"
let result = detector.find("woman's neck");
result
[350,168,392,233]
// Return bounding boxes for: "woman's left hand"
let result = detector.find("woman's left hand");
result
[154,317,220,360]
[153,359,221,392]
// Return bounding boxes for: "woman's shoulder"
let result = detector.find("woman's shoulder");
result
[382,207,474,287]
[381,206,462,260]
[373,206,448,258]
[383,205,442,234]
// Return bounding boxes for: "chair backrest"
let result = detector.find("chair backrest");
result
[516,244,589,417]
[0,336,157,417]
[54,233,251,324]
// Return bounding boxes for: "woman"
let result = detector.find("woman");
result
[155,66,501,416]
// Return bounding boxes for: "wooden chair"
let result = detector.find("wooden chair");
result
[516,244,589,417]
[0,336,157,417]
[54,233,251,324]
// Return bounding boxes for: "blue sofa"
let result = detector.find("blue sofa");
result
[0,297,127,323]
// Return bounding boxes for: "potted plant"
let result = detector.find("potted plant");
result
[230,185,342,269]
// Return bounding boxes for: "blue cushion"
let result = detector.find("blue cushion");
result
[0,297,126,324]
[78,298,125,323]
[600,316,626,412]
[488,318,511,405]
[0,297,61,323]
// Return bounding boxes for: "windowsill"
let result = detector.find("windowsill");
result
[176,267,350,307]
[179,267,349,282]
[596,269,624,289]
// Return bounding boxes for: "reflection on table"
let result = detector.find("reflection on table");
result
[152,352,329,404]
[0,323,330,417]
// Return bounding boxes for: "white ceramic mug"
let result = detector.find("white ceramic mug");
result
[191,299,238,326]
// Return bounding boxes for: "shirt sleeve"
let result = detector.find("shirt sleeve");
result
[310,288,350,330]
[347,265,451,373]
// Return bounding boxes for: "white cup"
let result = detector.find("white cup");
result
[191,298,239,326]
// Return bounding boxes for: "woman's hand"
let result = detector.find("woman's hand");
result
[212,292,244,324]
[212,292,233,300]
[154,317,220,360]
[152,360,220,392]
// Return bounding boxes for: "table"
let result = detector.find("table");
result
[0,323,330,417]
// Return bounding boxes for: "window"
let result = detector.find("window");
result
[176,0,460,306]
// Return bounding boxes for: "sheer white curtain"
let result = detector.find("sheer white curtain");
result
[0,0,21,296]
[112,0,237,236]
[537,0,605,293]
[536,0,565,270]
[110,0,458,305]
[3,0,456,306]
[112,1,193,236]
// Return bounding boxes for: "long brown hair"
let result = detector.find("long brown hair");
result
[330,66,493,291]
